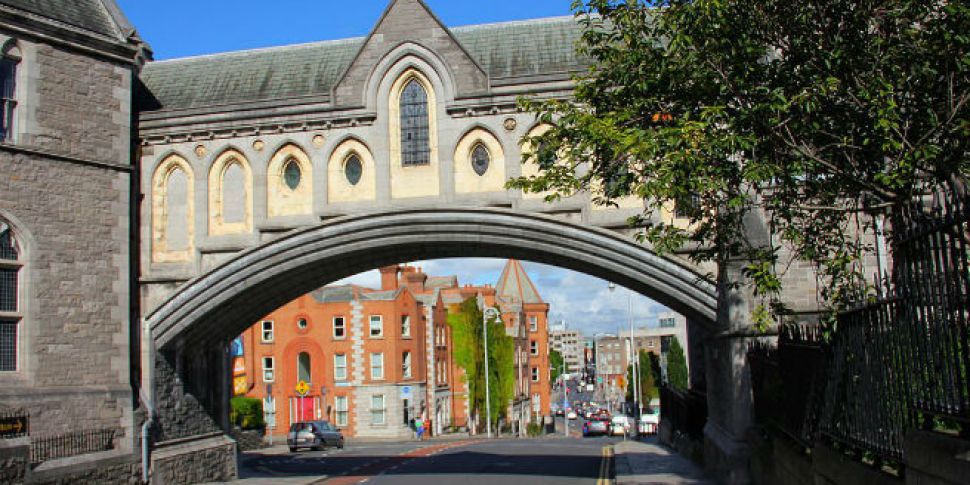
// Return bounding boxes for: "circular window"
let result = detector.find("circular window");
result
[297,318,308,330]
[283,159,302,190]
[345,155,363,186]
[471,144,490,176]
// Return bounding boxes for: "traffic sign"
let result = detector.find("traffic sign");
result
[401,386,412,398]
[295,380,310,396]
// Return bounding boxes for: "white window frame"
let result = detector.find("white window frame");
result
[371,394,386,425]
[402,351,412,379]
[369,315,383,338]
[401,315,411,338]
[335,395,349,427]
[530,340,538,356]
[262,356,275,383]
[334,353,347,381]
[531,366,539,382]
[371,352,384,380]
[261,320,274,343]
[529,316,538,332]
[333,316,346,339]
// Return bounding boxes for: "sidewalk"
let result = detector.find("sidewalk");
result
[614,440,712,485]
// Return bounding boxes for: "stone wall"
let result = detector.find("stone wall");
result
[151,434,236,485]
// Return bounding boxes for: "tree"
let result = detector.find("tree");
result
[667,337,689,392]
[550,349,565,383]
[510,0,970,326]
[626,350,658,405]
[446,298,516,432]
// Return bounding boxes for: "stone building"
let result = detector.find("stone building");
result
[0,0,150,481]
[236,259,550,438]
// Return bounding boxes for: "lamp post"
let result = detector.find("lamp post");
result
[609,283,640,419]
[483,306,499,439]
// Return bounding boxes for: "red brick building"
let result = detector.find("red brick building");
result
[234,260,551,438]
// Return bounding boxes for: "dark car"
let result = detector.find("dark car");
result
[287,420,345,452]
[582,417,609,437]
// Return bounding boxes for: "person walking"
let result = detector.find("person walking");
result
[415,417,425,441]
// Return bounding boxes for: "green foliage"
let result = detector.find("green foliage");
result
[527,422,544,437]
[626,350,658,404]
[510,0,970,325]
[447,298,516,432]
[549,349,564,383]
[667,338,689,392]
[230,397,265,430]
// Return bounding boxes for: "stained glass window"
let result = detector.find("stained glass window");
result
[400,79,430,166]
[471,144,490,176]
[283,159,301,190]
[345,155,362,186]
[0,225,16,260]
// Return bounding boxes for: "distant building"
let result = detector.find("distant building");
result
[619,312,690,382]
[549,322,583,374]
[236,259,551,438]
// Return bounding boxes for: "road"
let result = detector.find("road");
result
[235,436,620,485]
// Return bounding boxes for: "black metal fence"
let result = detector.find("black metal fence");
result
[659,386,707,441]
[749,180,970,466]
[29,429,116,465]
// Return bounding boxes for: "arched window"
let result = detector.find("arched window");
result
[0,221,21,372]
[1,42,21,141]
[166,167,190,252]
[400,79,430,166]
[297,352,311,384]
[471,144,490,176]
[221,161,246,224]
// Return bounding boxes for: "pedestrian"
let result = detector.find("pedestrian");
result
[415,417,425,441]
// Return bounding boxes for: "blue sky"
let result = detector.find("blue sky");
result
[116,1,575,60]
[116,1,675,336]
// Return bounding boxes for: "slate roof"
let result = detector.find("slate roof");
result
[495,259,544,304]
[0,0,122,38]
[139,15,586,112]
[426,276,458,290]
[311,285,357,303]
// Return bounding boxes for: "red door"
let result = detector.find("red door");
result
[297,397,315,422]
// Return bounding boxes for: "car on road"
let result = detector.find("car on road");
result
[287,420,345,452]
[566,410,578,420]
[610,415,632,436]
[583,417,610,437]
[639,408,660,435]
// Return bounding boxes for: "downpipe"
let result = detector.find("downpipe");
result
[140,320,157,484]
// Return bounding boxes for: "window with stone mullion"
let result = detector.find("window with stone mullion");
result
[0,56,16,141]
[400,80,429,167]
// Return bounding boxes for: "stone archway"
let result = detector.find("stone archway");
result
[142,207,726,481]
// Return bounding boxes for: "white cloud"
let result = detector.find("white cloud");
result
[331,258,675,337]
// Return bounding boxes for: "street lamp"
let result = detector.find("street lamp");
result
[609,282,640,419]
[483,305,500,439]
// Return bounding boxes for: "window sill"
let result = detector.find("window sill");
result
[369,335,385,340]
[332,336,347,341]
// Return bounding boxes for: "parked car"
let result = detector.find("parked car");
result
[567,410,578,420]
[639,408,660,435]
[583,417,610,437]
[287,421,345,452]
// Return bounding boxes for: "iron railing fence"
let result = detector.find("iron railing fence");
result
[748,324,827,450]
[659,386,706,441]
[891,181,970,425]
[29,428,116,465]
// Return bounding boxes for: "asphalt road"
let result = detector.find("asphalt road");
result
[235,436,621,485]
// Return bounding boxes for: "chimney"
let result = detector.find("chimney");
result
[379,265,401,291]
[403,267,427,294]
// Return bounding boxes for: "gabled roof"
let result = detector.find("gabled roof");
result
[495,259,544,305]
[0,0,124,39]
[138,15,586,112]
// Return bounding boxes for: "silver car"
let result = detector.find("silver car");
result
[287,421,345,452]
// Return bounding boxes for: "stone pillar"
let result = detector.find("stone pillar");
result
[686,319,708,391]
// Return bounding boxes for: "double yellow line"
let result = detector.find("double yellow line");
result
[597,445,614,485]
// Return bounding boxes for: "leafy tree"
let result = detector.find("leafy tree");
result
[667,337,689,391]
[550,349,565,383]
[447,298,516,432]
[626,350,658,404]
[510,0,970,326]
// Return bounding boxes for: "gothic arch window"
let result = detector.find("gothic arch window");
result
[151,155,195,263]
[283,158,302,191]
[471,143,490,176]
[1,41,21,142]
[400,79,430,167]
[0,221,22,372]
[267,145,313,218]
[208,150,253,236]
